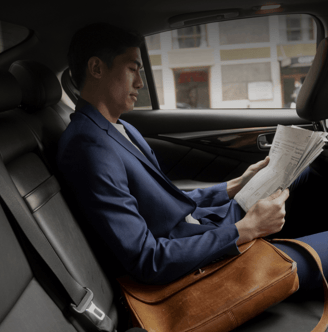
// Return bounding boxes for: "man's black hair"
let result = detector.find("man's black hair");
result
[68,23,144,90]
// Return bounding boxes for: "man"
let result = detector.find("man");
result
[57,23,327,287]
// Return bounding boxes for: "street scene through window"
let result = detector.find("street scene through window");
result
[134,14,316,110]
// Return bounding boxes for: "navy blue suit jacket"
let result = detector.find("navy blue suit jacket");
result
[57,101,244,284]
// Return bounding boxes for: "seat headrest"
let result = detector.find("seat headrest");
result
[297,38,328,121]
[0,71,22,112]
[9,60,62,110]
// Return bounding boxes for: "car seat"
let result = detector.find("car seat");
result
[0,65,145,332]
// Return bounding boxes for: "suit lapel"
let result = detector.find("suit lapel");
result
[120,120,195,203]
[108,123,193,200]
[119,119,160,168]
[77,103,164,180]
[107,122,162,176]
[76,102,196,206]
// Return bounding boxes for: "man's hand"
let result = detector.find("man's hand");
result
[235,188,289,246]
[239,156,270,189]
[226,156,270,199]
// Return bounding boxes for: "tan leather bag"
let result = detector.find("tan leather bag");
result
[118,238,328,332]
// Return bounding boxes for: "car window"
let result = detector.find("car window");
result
[0,21,29,53]
[138,14,317,110]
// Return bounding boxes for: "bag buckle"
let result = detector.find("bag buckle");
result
[71,287,105,321]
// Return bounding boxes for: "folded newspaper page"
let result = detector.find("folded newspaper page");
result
[234,125,328,212]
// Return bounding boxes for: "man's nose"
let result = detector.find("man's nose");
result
[135,72,144,89]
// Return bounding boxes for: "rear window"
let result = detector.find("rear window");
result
[137,14,317,110]
[0,21,29,53]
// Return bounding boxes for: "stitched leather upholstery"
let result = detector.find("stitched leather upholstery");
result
[0,69,120,331]
[0,72,78,332]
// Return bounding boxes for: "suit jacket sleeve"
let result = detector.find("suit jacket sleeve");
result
[183,182,231,208]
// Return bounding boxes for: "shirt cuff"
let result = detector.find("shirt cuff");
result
[230,239,242,255]
[223,224,242,256]
[211,227,241,264]
[233,225,243,255]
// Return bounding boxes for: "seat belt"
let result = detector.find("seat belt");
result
[0,159,116,332]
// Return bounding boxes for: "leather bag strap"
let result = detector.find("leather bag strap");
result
[272,238,328,332]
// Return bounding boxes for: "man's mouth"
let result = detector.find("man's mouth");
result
[130,94,138,102]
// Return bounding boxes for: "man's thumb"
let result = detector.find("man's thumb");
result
[267,189,282,200]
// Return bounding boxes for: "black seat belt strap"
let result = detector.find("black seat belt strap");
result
[0,160,115,332]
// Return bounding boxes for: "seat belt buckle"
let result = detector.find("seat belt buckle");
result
[71,287,105,321]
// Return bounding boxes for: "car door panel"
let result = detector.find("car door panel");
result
[145,137,264,190]
[122,109,309,135]
[122,109,311,190]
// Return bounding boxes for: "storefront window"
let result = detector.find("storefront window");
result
[173,68,209,108]
[286,15,302,41]
[221,63,272,101]
[172,25,207,49]
[219,17,270,45]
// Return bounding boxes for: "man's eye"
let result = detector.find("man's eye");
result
[130,68,137,72]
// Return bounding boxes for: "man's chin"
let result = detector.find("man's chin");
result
[122,104,135,114]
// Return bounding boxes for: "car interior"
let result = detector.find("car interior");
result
[1,0,328,331]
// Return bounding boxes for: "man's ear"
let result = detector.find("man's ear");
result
[87,56,104,79]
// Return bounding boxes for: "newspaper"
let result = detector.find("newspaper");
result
[234,125,328,212]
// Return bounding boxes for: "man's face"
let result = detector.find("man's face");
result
[101,47,144,117]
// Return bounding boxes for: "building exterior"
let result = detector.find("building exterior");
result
[136,14,316,110]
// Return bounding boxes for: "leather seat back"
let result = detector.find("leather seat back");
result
[9,60,74,169]
[0,71,78,332]
[0,66,119,331]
